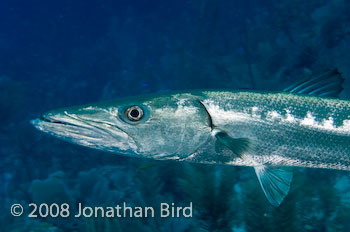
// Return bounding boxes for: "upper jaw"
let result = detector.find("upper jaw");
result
[40,114,70,123]
[31,112,98,135]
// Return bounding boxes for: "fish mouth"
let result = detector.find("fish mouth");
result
[39,115,77,126]
[31,112,137,153]
[31,113,102,135]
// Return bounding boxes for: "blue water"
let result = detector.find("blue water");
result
[1,0,350,231]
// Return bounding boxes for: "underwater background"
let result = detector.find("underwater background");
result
[1,0,350,231]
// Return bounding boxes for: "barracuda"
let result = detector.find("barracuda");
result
[31,69,349,206]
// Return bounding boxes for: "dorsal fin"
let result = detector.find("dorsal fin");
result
[283,69,344,98]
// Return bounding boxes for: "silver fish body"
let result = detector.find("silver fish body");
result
[31,90,350,171]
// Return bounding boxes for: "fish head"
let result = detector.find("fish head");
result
[31,93,212,159]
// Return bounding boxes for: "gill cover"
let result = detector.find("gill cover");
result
[116,94,212,159]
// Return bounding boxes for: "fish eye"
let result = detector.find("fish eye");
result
[125,106,143,121]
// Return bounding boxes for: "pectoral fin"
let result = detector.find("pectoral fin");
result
[254,166,293,207]
[215,131,252,158]
[215,140,224,153]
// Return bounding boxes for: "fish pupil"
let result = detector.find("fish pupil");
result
[130,109,139,118]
